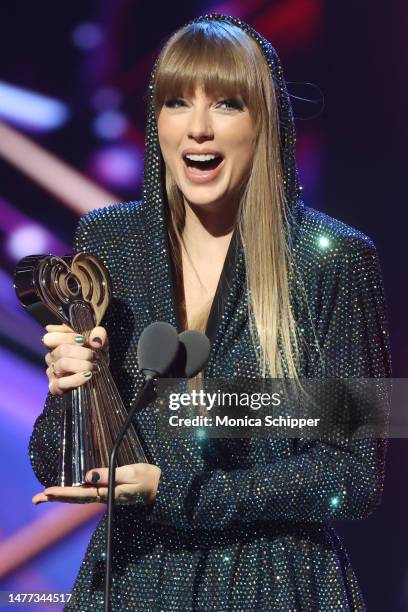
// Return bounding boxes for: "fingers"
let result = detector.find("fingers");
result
[33,483,145,505]
[45,324,74,333]
[43,325,107,350]
[43,331,87,350]
[88,326,108,349]
[33,485,102,505]
[84,464,147,486]
[43,325,108,395]
[32,492,49,504]
[49,356,94,376]
[46,344,95,395]
[49,344,94,365]
[48,370,93,395]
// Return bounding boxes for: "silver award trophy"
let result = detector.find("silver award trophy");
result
[14,253,148,486]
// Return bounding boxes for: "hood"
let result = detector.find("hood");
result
[138,13,304,363]
[142,13,302,225]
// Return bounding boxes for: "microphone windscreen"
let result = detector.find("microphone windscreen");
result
[178,330,211,378]
[137,322,179,377]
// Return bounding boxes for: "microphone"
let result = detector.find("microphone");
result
[138,321,180,379]
[173,329,211,378]
[104,323,210,612]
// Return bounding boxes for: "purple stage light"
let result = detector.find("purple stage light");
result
[0,199,68,263]
[0,267,46,358]
[296,130,324,205]
[93,110,128,140]
[0,346,47,426]
[6,225,51,261]
[88,145,143,190]
[71,22,104,50]
[91,88,122,111]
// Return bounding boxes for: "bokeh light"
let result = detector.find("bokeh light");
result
[88,145,143,190]
[6,225,53,261]
[93,110,128,140]
[0,82,69,132]
[71,22,104,50]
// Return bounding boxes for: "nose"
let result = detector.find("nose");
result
[188,107,214,142]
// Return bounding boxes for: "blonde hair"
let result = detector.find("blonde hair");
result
[153,20,305,379]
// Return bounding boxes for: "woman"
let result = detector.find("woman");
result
[30,14,391,611]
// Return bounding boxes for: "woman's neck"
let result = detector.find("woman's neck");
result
[182,200,236,259]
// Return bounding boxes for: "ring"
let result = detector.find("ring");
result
[93,362,101,374]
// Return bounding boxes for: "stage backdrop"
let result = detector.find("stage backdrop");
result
[0,2,406,611]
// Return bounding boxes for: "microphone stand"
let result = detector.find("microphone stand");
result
[104,374,155,612]
[102,325,209,610]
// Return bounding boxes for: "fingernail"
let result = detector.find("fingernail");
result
[83,371,92,378]
[91,471,100,483]
[75,335,85,344]
[92,337,102,345]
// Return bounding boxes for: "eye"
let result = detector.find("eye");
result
[163,98,186,109]
[216,98,245,111]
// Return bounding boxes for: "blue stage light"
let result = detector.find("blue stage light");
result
[0,82,69,132]
[93,110,128,140]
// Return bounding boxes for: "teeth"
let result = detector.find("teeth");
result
[185,154,219,161]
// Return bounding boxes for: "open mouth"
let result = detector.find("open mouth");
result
[183,154,224,171]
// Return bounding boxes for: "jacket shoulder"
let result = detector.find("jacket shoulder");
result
[295,203,378,262]
[73,200,147,251]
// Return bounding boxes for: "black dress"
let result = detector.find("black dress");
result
[28,14,392,612]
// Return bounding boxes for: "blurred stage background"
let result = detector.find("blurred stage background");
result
[0,1,406,610]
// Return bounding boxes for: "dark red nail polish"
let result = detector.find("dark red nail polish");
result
[91,471,100,483]
[92,337,102,345]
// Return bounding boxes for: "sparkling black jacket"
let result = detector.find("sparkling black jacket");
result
[29,14,392,612]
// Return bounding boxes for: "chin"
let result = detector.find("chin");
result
[184,193,226,208]
[179,183,226,207]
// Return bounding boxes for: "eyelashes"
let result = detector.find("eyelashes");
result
[163,99,186,109]
[218,98,245,111]
[163,97,245,111]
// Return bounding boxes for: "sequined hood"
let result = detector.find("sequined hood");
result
[142,13,303,231]
[72,12,391,383]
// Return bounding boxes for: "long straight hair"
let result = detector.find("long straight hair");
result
[153,21,304,379]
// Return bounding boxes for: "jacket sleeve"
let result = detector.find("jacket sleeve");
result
[29,393,64,487]
[146,236,392,530]
[28,215,92,487]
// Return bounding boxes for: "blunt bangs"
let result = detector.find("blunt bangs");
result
[154,22,261,115]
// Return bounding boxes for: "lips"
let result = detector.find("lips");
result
[181,150,225,184]
[183,157,225,184]
[181,148,223,159]
[184,156,223,170]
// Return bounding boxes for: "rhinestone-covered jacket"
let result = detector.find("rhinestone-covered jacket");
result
[29,14,392,612]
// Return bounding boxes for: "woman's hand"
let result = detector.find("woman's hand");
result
[43,323,108,395]
[32,464,162,506]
